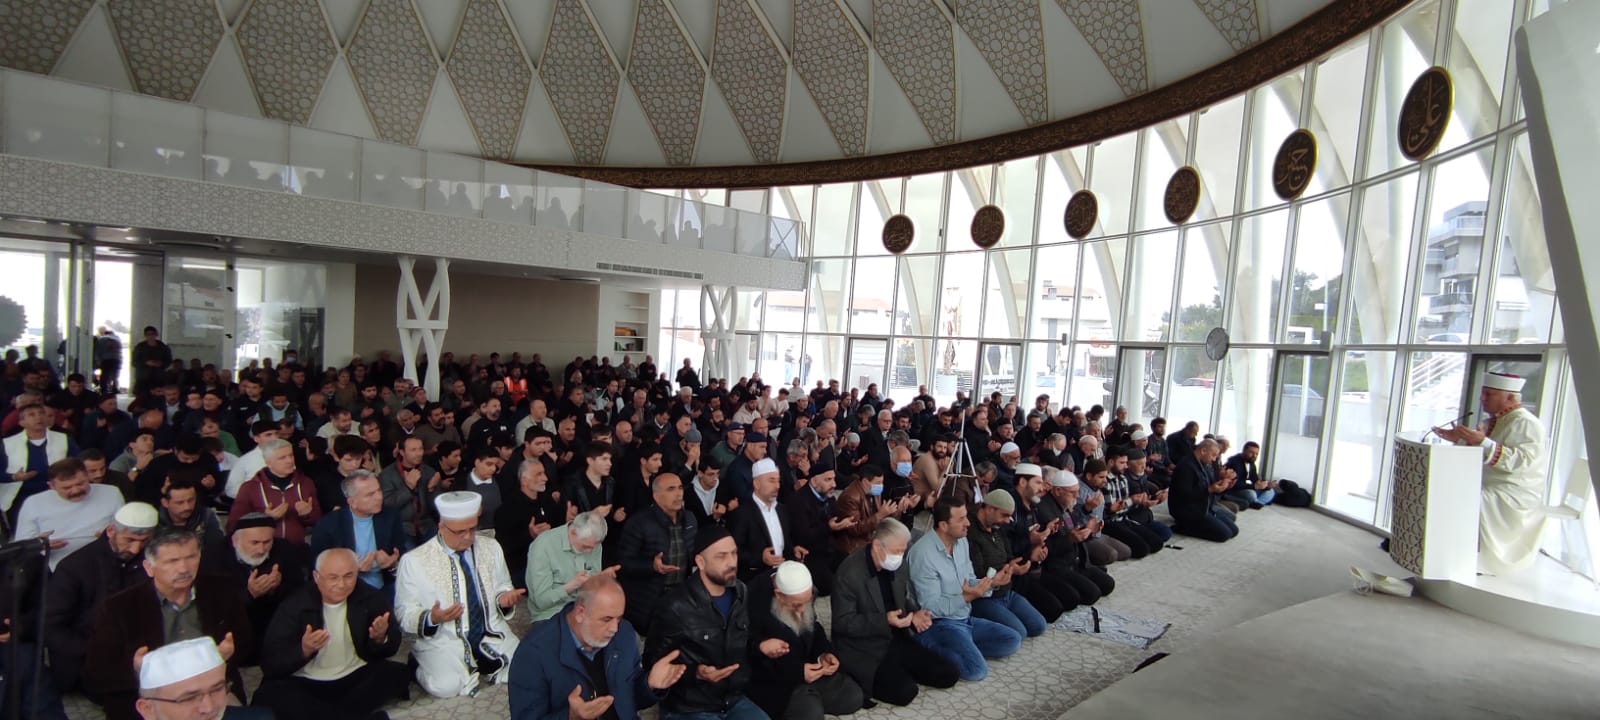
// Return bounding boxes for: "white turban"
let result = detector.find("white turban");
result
[434,491,483,520]
[774,561,813,595]
[752,458,779,477]
[1482,372,1525,392]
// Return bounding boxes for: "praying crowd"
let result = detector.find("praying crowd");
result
[0,329,1305,720]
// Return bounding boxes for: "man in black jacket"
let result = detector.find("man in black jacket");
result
[729,459,798,583]
[618,472,698,633]
[1170,439,1239,542]
[784,467,845,597]
[683,457,737,528]
[201,514,307,648]
[45,502,157,692]
[643,527,763,719]
[747,562,864,720]
[252,548,409,718]
[1223,441,1276,509]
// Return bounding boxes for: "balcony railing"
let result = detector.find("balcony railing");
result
[0,68,803,261]
[1428,291,1475,313]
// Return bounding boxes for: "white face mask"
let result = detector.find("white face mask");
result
[881,553,905,572]
[1031,494,1044,504]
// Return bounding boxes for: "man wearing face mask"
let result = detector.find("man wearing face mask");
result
[832,466,917,557]
[831,518,958,706]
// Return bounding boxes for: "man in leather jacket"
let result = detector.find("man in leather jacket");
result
[642,526,767,719]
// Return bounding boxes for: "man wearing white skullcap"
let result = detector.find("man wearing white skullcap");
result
[394,491,525,697]
[747,561,864,719]
[1434,371,1548,574]
[46,501,159,692]
[135,637,228,720]
[730,457,799,582]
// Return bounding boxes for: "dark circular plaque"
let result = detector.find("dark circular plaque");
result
[882,214,914,254]
[1064,190,1098,239]
[971,205,1005,249]
[1163,166,1201,225]
[1398,66,1453,161]
[1272,129,1318,201]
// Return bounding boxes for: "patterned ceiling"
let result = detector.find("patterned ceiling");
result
[1,0,1340,171]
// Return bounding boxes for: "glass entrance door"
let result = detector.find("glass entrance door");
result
[977,342,1020,403]
[1116,346,1166,419]
[845,337,888,394]
[1266,352,1332,493]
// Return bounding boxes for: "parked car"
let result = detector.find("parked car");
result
[1180,377,1215,388]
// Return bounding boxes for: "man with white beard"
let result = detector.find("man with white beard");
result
[748,562,864,720]
[201,513,304,646]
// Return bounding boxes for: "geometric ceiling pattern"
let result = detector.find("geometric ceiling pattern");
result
[0,0,1341,169]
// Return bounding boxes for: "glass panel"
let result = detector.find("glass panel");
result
[1168,346,1219,428]
[163,256,230,369]
[1076,239,1125,341]
[846,338,889,393]
[1268,353,1332,490]
[890,338,932,401]
[1367,0,1442,179]
[734,290,764,332]
[856,178,902,257]
[1117,347,1166,420]
[1229,209,1288,343]
[849,257,895,335]
[805,335,846,387]
[536,170,583,230]
[359,141,422,208]
[208,112,290,192]
[1030,244,1080,340]
[233,260,326,368]
[1135,120,1188,230]
[997,156,1040,247]
[1244,69,1303,210]
[903,173,947,253]
[1306,37,1369,195]
[982,249,1031,339]
[1069,343,1116,411]
[729,189,766,214]
[1399,350,1467,436]
[977,343,1021,405]
[931,338,977,408]
[289,127,360,201]
[1193,95,1246,220]
[761,333,805,386]
[425,152,483,218]
[1438,0,1514,152]
[1326,350,1401,524]
[668,288,700,329]
[940,251,985,338]
[583,182,628,239]
[4,72,110,166]
[1037,150,1088,246]
[1490,135,1556,344]
[811,183,856,256]
[1024,341,1072,410]
[766,291,805,333]
[731,333,759,381]
[631,187,670,244]
[1126,230,1178,342]
[1217,348,1271,444]
[895,255,940,336]
[807,259,852,334]
[946,169,986,251]
[771,185,814,254]
[1088,133,1138,236]
[1287,193,1349,344]
[1174,223,1229,343]
[1348,172,1418,345]
[112,92,203,179]
[1415,148,1494,344]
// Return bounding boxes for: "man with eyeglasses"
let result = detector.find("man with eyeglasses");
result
[395,491,526,697]
[133,636,270,720]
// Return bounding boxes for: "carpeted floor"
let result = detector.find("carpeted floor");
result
[63,506,1398,719]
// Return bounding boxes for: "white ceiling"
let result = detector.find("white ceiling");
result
[2,0,1338,169]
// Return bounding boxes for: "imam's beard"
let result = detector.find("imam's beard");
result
[235,549,268,568]
[771,598,815,637]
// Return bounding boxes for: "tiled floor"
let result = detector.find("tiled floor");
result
[64,506,1371,719]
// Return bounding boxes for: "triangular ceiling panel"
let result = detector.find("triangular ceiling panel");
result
[503,0,557,59]
[322,0,368,45]
[53,5,135,93]
[1040,0,1122,119]
[1192,0,1263,51]
[447,0,534,160]
[512,75,575,163]
[667,0,716,61]
[755,0,794,51]
[952,24,1024,142]
[779,66,844,164]
[539,0,621,164]
[0,0,95,75]
[191,33,263,117]
[865,47,930,155]
[953,0,1048,125]
[710,0,789,163]
[347,0,440,145]
[693,79,755,166]
[106,0,225,102]
[792,0,871,157]
[588,0,638,66]
[415,0,466,59]
[1054,0,1147,96]
[1145,0,1233,89]
[235,0,338,124]
[605,82,669,166]
[218,0,250,24]
[627,0,706,166]
[308,55,377,139]
[416,68,479,155]
[871,0,956,144]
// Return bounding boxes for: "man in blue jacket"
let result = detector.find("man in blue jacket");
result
[309,470,405,601]
[509,575,687,719]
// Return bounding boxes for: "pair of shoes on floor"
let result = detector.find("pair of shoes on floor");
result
[1249,502,1264,510]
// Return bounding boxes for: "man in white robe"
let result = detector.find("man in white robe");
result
[395,491,526,697]
[1434,372,1548,575]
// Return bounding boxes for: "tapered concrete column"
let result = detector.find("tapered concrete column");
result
[699,284,735,381]
[396,256,450,399]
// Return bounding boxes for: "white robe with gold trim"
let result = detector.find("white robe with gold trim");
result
[394,535,519,697]
[1473,407,1547,575]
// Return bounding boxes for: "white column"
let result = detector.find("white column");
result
[699,284,735,381]
[1517,4,1600,497]
[396,256,451,399]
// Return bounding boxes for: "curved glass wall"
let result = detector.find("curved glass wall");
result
[658,0,1590,559]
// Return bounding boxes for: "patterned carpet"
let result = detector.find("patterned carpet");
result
[63,506,1374,719]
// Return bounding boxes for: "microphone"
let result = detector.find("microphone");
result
[1423,411,1473,442]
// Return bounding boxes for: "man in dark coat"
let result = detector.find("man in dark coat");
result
[44,502,157,692]
[828,518,957,706]
[641,528,762,718]
[784,467,845,597]
[747,562,864,720]
[251,548,410,718]
[728,459,798,582]
[617,472,698,633]
[310,469,406,598]
[83,529,256,720]
[200,513,307,649]
[1169,438,1239,542]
